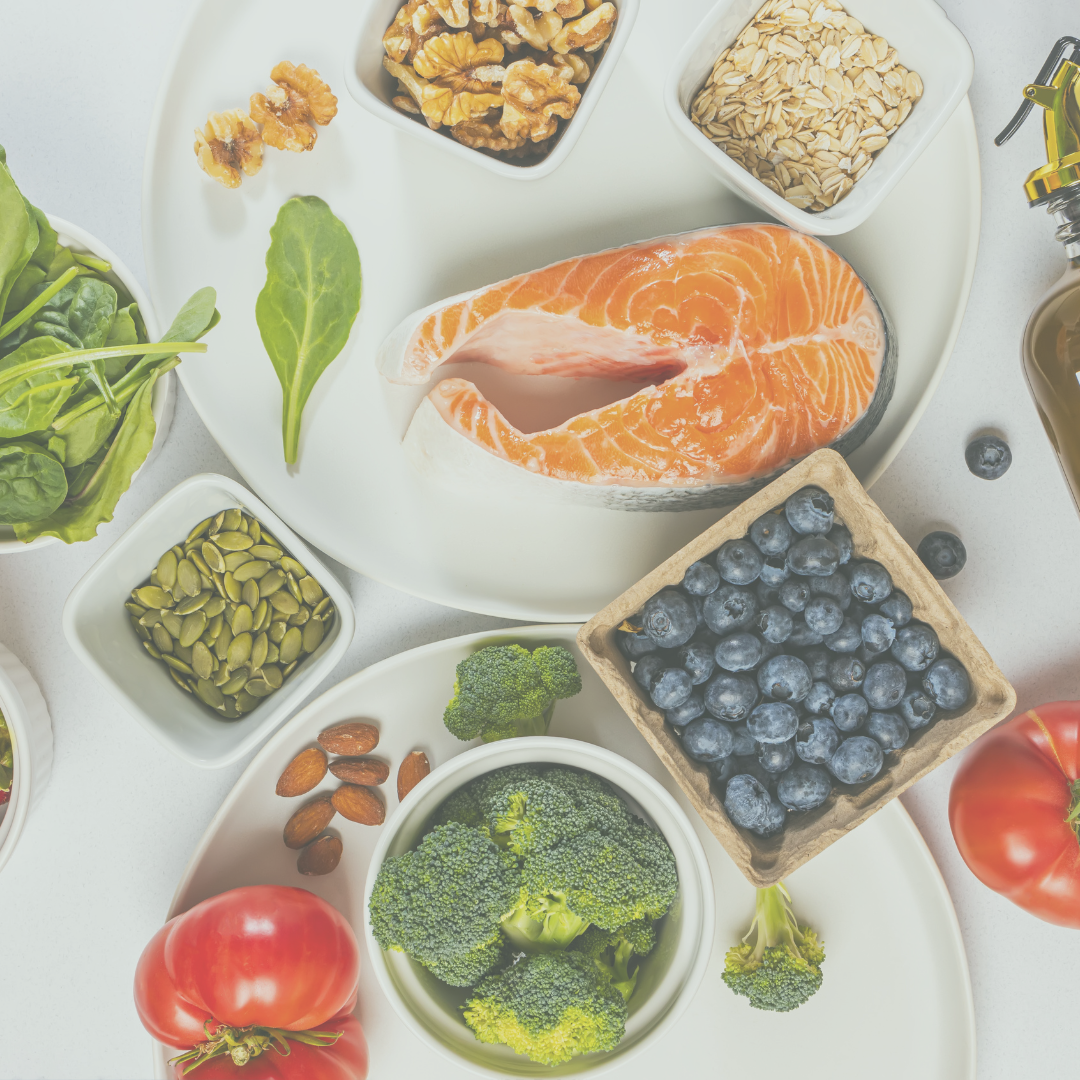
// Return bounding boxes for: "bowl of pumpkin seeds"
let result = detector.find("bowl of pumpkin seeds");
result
[62,473,355,768]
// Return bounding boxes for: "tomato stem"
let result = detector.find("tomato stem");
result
[169,1020,343,1073]
[1067,779,1080,841]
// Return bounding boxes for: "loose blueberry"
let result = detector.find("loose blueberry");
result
[716,539,765,585]
[801,646,832,681]
[866,711,909,752]
[862,661,907,710]
[758,655,813,703]
[758,739,796,774]
[966,435,1012,480]
[796,717,842,764]
[757,605,795,644]
[681,560,721,596]
[724,774,773,829]
[753,795,789,837]
[891,622,940,671]
[898,688,936,729]
[831,692,869,732]
[849,561,893,603]
[779,578,811,612]
[715,632,765,672]
[922,658,971,710]
[827,654,866,692]
[619,630,658,659]
[810,570,851,610]
[787,536,841,577]
[878,591,913,628]
[703,585,758,635]
[804,681,837,716]
[918,531,967,580]
[704,673,759,722]
[777,762,832,811]
[749,511,795,556]
[650,668,694,710]
[787,620,825,648]
[665,692,706,728]
[632,651,670,691]
[785,486,835,535]
[804,596,845,635]
[827,523,854,565]
[729,724,757,757]
[759,555,791,588]
[682,716,736,762]
[828,736,884,785]
[677,639,716,685]
[642,589,699,648]
[748,701,801,744]
[861,613,897,655]
[824,617,862,653]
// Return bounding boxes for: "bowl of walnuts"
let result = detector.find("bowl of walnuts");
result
[345,0,639,179]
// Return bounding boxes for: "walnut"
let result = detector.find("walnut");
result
[384,58,441,128]
[471,0,503,25]
[429,0,470,28]
[551,2,616,53]
[549,50,590,84]
[194,110,263,189]
[412,32,506,126]
[500,59,580,142]
[450,117,527,151]
[506,5,563,50]
[250,62,338,152]
[531,0,584,14]
[392,94,421,115]
[384,0,426,62]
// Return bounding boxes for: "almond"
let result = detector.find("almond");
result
[297,834,343,876]
[397,751,431,802]
[318,722,379,756]
[283,796,336,849]
[332,783,386,825]
[329,758,390,786]
[275,747,328,797]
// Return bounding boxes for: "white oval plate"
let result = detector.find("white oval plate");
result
[142,0,979,621]
[152,626,974,1080]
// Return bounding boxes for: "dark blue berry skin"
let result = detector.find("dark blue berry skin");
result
[849,561,893,603]
[633,652,670,691]
[827,654,866,692]
[824,617,862,653]
[758,655,813,702]
[681,560,721,596]
[716,539,765,585]
[754,795,789,837]
[682,716,736,762]
[650,668,694,710]
[715,632,765,672]
[759,555,791,588]
[796,718,842,764]
[730,724,757,757]
[878,592,913,628]
[966,435,1012,480]
[804,681,837,716]
[757,606,794,644]
[804,595,845,635]
[710,755,740,790]
[755,580,780,609]
[758,739,796,774]
[922,658,972,710]
[777,762,832,810]
[760,640,782,662]
[863,661,907,710]
[787,620,824,648]
[703,586,758,635]
[677,639,716,685]
[619,630,659,659]
[730,755,777,792]
[779,578,811,612]
[831,693,869,732]
[750,512,794,556]
[665,692,705,728]
[810,570,851,610]
[787,536,841,577]
[891,622,940,672]
[748,701,801,744]
[918,531,967,580]
[642,589,699,648]
[899,688,936,729]
[785,486,835,535]
[829,736,884,784]
[861,614,897,655]
[827,523,853,565]
[704,674,760,722]
[724,774,773,829]
[801,646,832,681]
[866,711,909,752]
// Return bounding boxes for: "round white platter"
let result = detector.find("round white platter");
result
[142,0,980,622]
[152,625,975,1080]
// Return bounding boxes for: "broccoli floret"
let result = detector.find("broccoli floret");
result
[463,952,628,1066]
[368,822,521,987]
[573,920,657,1001]
[430,785,486,829]
[443,644,582,743]
[501,892,591,952]
[722,882,825,1012]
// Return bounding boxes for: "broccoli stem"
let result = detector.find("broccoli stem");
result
[501,894,590,952]
[745,884,806,962]
[479,701,556,743]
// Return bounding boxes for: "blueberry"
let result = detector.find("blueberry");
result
[922,658,971,710]
[785,486,835,535]
[682,716,736,762]
[757,605,794,644]
[755,580,780,608]
[750,511,794,556]
[715,632,765,672]
[898,688,936,729]
[703,585,758,635]
[681,560,721,596]
[827,654,865,692]
[729,755,777,792]
[779,578,811,612]
[748,701,801,743]
[650,668,694,710]
[753,795,789,837]
[730,724,757,756]
[878,592,913,628]
[704,673,759,721]
[966,435,1012,480]
[787,619,825,648]
[757,655,813,702]
[759,555,791,588]
[665,692,705,728]
[849,561,893,603]
[724,774,773,829]
[642,589,699,648]
[862,661,907,710]
[804,681,837,716]
[801,646,832,681]
[758,739,796,774]
[828,736,884,785]
[811,570,851,610]
[827,523,853,565]
[866,711,909,752]
[804,596,845,635]
[824,617,862,653]
[716,539,765,585]
[796,717,842,764]
[891,622,940,672]
[710,756,740,790]
[777,762,832,811]
[787,536,841,577]
[632,652,670,691]
[677,639,716,685]
[831,693,869,732]
[619,630,658,659]
[918,531,967,580]
[861,613,897,655]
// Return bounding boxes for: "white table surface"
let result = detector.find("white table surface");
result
[1,1,1078,1077]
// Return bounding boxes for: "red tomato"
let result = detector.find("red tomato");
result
[134,919,214,1047]
[950,702,1080,927]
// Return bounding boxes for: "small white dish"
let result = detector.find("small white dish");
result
[62,473,356,769]
[344,0,640,181]
[0,641,54,876]
[363,736,714,1079]
[664,0,974,235]
[0,215,170,554]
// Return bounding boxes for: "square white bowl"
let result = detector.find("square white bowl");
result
[62,474,356,769]
[344,0,639,181]
[664,0,974,235]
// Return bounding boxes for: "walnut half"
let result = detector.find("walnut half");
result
[413,32,507,127]
[194,110,263,188]
[250,62,338,153]
[551,2,616,53]
[500,59,580,142]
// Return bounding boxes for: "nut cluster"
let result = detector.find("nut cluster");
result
[382,0,617,159]
[689,0,923,212]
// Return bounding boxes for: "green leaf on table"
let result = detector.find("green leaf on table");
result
[0,336,76,437]
[0,439,68,524]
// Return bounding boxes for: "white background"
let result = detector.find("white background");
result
[0,0,1078,1077]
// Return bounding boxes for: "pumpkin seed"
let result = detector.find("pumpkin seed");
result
[221,670,250,695]
[201,542,226,573]
[213,531,253,552]
[235,690,260,714]
[180,611,208,648]
[227,632,253,669]
[269,591,300,615]
[171,669,193,693]
[269,620,288,645]
[144,641,163,660]
[232,604,253,635]
[220,699,240,720]
[172,545,185,562]
[131,617,151,643]
[245,677,274,698]
[288,606,311,627]
[302,618,325,654]
[258,569,286,598]
[252,631,269,670]
[152,624,174,653]
[214,664,232,688]
[298,576,324,605]
[192,641,214,680]
[186,517,214,543]
[253,599,270,633]
[135,586,173,609]
[162,653,194,675]
[205,612,224,641]
[196,678,226,709]
[204,596,226,618]
[214,622,233,661]
[161,611,184,638]
[279,627,303,666]
[212,571,227,598]
[286,573,303,604]
[312,597,333,621]
[125,602,147,617]
[284,661,298,678]
[262,664,283,690]
[177,558,202,597]
[280,556,306,578]
[241,578,260,611]
[189,549,212,578]
[156,551,178,590]
[250,544,282,561]
[175,589,212,615]
[222,508,242,532]
[265,642,280,665]
[174,643,194,664]
[139,609,163,629]
[223,572,242,603]
[234,560,270,583]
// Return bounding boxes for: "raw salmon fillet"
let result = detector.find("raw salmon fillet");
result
[379,224,893,510]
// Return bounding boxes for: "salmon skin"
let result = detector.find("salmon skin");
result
[379,224,895,510]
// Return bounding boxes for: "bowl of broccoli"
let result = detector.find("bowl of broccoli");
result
[363,736,714,1077]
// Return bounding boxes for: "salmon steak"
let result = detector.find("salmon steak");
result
[378,224,895,510]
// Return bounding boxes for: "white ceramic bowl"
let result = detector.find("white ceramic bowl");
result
[0,215,171,553]
[363,736,714,1079]
[664,0,973,235]
[344,0,640,181]
[62,473,356,769]
[0,641,54,875]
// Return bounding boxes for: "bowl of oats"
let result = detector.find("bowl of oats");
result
[664,0,973,235]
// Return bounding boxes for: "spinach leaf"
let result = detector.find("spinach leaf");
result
[29,206,57,272]
[67,277,117,348]
[0,439,68,524]
[160,286,220,345]
[0,158,35,318]
[255,196,361,464]
[0,337,76,437]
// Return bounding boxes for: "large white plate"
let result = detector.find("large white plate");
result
[142,0,980,621]
[153,626,975,1080]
